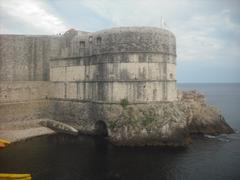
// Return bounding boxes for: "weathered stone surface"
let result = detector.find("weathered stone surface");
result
[0,27,234,147]
[0,90,234,146]
[50,26,177,103]
[105,103,191,146]
[0,127,55,143]
[39,119,78,135]
[102,90,234,146]
[180,90,234,135]
[0,35,62,81]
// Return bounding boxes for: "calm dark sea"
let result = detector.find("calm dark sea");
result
[1,83,240,180]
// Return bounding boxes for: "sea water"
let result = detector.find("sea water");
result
[0,83,240,180]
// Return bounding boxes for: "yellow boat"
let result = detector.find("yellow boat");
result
[0,143,6,148]
[0,139,10,149]
[0,173,31,180]
[0,139,10,144]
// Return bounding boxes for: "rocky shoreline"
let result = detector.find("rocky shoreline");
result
[0,90,234,147]
[107,90,234,146]
[181,90,234,135]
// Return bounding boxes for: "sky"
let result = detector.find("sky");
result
[0,0,239,83]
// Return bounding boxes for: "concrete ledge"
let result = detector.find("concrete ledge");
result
[0,127,55,143]
[51,80,177,83]
[51,51,177,61]
[39,119,79,135]
[48,98,174,104]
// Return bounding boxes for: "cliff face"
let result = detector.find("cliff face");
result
[180,90,234,135]
[104,90,234,146]
[106,102,191,146]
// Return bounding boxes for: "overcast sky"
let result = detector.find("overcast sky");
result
[0,0,239,82]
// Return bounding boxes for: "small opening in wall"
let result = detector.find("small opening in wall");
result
[80,41,85,48]
[97,37,102,46]
[170,73,173,79]
[89,36,93,43]
[95,120,108,137]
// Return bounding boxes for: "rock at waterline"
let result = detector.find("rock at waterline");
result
[180,90,234,135]
[39,119,78,136]
[106,90,234,147]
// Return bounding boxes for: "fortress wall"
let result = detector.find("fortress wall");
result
[167,63,176,80]
[92,27,176,55]
[0,100,49,124]
[51,52,176,66]
[0,81,50,103]
[0,27,178,128]
[50,62,173,81]
[50,80,174,103]
[70,32,92,57]
[0,35,63,81]
[50,82,65,99]
[167,81,177,101]
[46,100,92,127]
[0,81,52,124]
[50,59,176,102]
[49,27,177,102]
[66,27,176,59]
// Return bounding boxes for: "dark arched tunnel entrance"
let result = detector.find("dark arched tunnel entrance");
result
[94,120,108,137]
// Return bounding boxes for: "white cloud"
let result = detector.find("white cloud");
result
[0,0,68,34]
[0,24,11,34]
[1,0,239,64]
[79,0,240,62]
[173,9,240,61]
[79,0,190,27]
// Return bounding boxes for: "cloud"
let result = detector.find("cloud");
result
[0,0,68,34]
[79,0,190,27]
[1,0,239,64]
[78,0,240,62]
[174,9,240,62]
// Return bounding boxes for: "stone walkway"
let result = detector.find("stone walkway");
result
[0,127,55,143]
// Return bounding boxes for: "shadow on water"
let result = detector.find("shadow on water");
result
[0,133,187,180]
[0,132,240,180]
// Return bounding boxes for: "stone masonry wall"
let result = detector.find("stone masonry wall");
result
[50,27,177,103]
[0,81,50,103]
[0,81,52,124]
[0,27,177,130]
[0,35,66,81]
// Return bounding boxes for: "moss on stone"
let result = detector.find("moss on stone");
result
[120,98,129,109]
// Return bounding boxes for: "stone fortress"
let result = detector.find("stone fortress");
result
[0,27,233,146]
[0,27,177,103]
[51,27,177,103]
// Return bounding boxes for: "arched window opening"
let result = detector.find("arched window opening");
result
[97,37,102,46]
[169,73,173,79]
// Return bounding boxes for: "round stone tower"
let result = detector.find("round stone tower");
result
[50,26,177,103]
[90,27,177,102]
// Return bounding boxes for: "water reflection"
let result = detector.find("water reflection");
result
[0,133,240,180]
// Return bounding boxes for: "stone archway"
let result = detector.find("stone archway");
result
[94,120,108,137]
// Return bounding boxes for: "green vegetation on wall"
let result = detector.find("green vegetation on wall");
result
[120,98,129,109]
